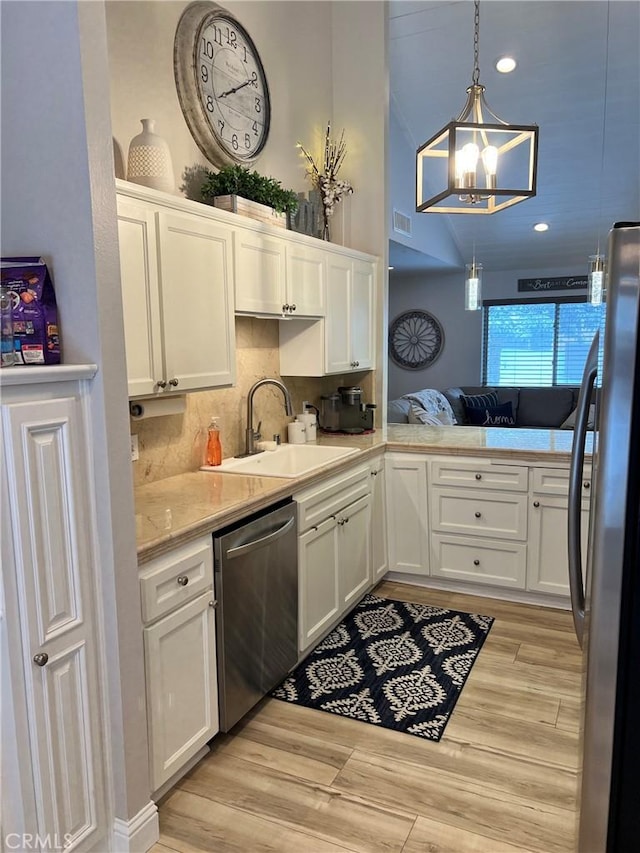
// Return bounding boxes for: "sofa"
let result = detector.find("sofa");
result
[388,386,587,429]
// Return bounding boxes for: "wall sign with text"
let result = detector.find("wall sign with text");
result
[518,275,588,292]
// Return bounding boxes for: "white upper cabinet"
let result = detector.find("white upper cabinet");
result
[234,231,325,318]
[116,183,236,398]
[278,249,377,377]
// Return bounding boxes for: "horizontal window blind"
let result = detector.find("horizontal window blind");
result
[483,297,605,386]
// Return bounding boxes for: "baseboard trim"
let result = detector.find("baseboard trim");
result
[385,571,571,611]
[152,744,210,802]
[112,801,159,853]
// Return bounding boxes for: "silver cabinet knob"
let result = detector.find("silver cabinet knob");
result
[475,511,482,518]
[475,473,482,480]
[533,501,540,508]
[473,559,480,566]
[33,653,48,667]
[177,575,189,586]
[583,481,591,489]
[168,378,179,387]
[156,379,167,389]
[290,304,296,311]
[355,361,360,367]
[283,304,289,312]
[209,600,218,609]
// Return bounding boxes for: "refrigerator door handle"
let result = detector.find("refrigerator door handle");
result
[568,330,599,647]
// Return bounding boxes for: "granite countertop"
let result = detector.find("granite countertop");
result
[135,425,591,562]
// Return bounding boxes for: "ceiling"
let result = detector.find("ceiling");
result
[389,0,640,273]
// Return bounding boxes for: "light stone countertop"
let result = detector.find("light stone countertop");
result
[135,425,592,562]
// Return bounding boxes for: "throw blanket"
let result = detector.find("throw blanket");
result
[403,390,457,426]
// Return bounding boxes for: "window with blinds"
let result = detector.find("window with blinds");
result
[483,296,605,386]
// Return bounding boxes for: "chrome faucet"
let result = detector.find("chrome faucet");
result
[244,378,293,455]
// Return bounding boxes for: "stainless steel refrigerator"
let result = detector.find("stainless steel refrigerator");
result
[568,222,640,851]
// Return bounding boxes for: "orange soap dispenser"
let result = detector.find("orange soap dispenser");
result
[206,416,222,466]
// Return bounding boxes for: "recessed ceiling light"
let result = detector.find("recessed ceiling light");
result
[533,222,549,232]
[496,56,517,74]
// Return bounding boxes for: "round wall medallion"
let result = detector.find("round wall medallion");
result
[388,310,445,369]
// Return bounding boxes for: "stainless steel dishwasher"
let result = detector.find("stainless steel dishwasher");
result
[213,499,298,731]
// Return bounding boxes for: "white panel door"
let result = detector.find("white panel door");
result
[144,591,219,792]
[298,517,340,652]
[385,455,429,575]
[338,494,372,610]
[286,242,325,317]
[350,259,375,370]
[528,495,589,596]
[325,254,352,373]
[2,396,107,853]
[158,211,236,391]
[116,197,163,397]
[233,229,286,315]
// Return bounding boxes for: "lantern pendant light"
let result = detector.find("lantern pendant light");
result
[416,0,538,215]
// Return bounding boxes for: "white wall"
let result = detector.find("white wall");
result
[1,0,154,838]
[388,263,589,398]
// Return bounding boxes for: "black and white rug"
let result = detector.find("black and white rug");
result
[271,593,493,741]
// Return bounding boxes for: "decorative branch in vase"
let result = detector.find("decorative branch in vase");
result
[297,122,353,241]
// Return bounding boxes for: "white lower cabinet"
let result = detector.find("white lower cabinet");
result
[431,534,527,589]
[370,455,388,582]
[1,370,108,853]
[385,454,429,575]
[296,464,372,654]
[139,536,219,794]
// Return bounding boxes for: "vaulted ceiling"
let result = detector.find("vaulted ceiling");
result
[389,1,640,272]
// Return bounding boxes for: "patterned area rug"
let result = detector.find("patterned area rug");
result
[271,593,493,741]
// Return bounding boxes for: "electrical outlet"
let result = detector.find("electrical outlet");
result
[302,400,311,411]
[130,434,139,462]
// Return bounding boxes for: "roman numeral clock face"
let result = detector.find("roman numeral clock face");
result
[174,2,271,168]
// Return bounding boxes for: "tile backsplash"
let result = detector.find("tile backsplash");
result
[131,316,374,486]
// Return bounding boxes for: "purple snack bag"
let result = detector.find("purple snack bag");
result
[0,257,61,365]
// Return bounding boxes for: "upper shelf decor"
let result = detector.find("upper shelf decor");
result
[127,119,175,194]
[199,165,298,228]
[298,123,354,241]
[416,0,538,215]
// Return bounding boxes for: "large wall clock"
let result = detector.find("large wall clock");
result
[389,310,445,369]
[174,1,271,168]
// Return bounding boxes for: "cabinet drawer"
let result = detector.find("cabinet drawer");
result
[430,459,528,492]
[532,466,592,497]
[295,464,370,532]
[140,536,214,624]
[431,534,526,589]
[431,488,527,540]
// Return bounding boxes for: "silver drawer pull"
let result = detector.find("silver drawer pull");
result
[583,481,591,489]
[475,473,482,480]
[533,501,540,508]
[209,600,218,609]
[474,511,482,518]
[33,653,48,667]
[473,559,480,566]
[177,575,189,586]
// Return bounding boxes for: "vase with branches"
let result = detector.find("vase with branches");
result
[298,123,353,241]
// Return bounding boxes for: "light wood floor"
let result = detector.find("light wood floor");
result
[152,580,582,853]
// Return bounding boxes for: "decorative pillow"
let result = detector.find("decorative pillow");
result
[561,404,596,430]
[461,391,499,411]
[402,389,457,425]
[408,404,451,426]
[466,401,516,427]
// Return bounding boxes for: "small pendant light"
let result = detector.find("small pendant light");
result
[588,254,606,307]
[465,259,483,311]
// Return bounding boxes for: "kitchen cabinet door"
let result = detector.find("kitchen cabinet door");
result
[144,591,219,792]
[285,242,325,317]
[2,387,108,852]
[298,517,340,653]
[234,229,287,315]
[117,196,163,397]
[385,455,429,575]
[350,259,375,370]
[157,210,236,392]
[338,494,372,611]
[528,494,589,597]
[370,457,388,582]
[325,253,353,373]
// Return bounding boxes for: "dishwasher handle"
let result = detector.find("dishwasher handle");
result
[225,516,295,560]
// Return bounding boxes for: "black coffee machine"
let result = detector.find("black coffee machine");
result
[320,386,376,433]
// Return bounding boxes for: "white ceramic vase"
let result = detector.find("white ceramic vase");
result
[127,118,174,193]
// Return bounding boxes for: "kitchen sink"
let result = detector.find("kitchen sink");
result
[203,443,361,478]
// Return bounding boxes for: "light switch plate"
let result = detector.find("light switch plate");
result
[130,434,139,462]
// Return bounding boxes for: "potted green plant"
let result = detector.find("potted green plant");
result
[199,165,298,228]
